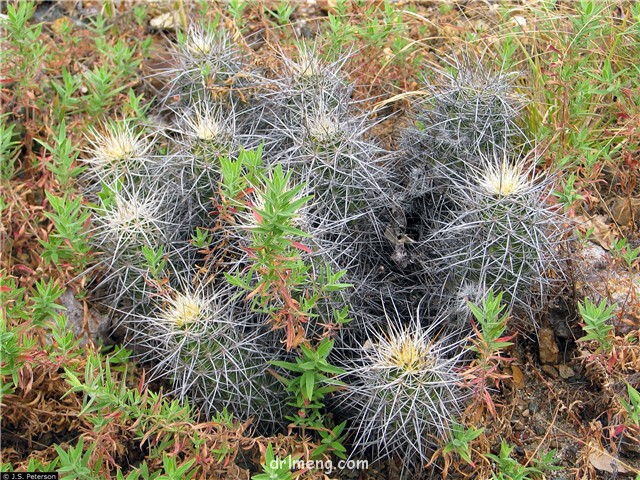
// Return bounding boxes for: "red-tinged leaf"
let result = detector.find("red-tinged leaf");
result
[546,44,562,55]
[0,286,11,293]
[290,240,312,253]
[18,364,34,394]
[239,245,256,255]
[252,208,263,223]
[607,352,617,373]
[278,287,299,312]
[286,318,295,351]
[612,424,625,438]
[137,369,146,393]
[107,410,124,420]
[484,390,496,416]
[15,264,35,274]
[97,449,116,469]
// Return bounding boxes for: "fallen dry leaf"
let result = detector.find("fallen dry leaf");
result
[576,214,615,250]
[511,365,525,388]
[588,450,633,474]
[607,195,640,228]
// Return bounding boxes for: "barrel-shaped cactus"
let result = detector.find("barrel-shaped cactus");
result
[336,312,466,471]
[427,154,566,317]
[89,177,186,304]
[131,282,289,429]
[162,23,250,106]
[402,59,526,170]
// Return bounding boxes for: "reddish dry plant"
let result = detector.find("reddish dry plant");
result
[460,319,517,418]
[2,335,260,477]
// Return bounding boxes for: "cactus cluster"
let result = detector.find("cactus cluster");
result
[387,59,568,325]
[82,25,287,432]
[81,21,570,472]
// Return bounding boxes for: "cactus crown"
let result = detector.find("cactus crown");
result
[103,189,158,234]
[87,122,147,172]
[478,159,529,197]
[162,291,208,329]
[377,330,436,375]
[184,27,217,57]
[188,110,225,142]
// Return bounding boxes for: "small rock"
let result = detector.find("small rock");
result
[316,0,336,12]
[528,401,539,413]
[564,444,579,463]
[533,424,546,436]
[542,364,559,378]
[558,364,575,379]
[522,409,530,417]
[512,420,525,431]
[547,306,573,339]
[538,328,559,364]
